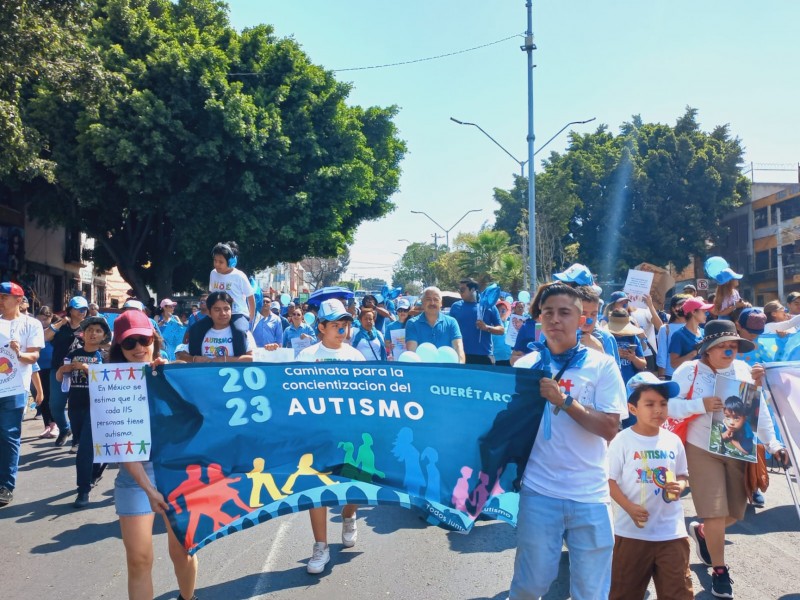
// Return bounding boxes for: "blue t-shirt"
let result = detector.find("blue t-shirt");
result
[282,323,317,348]
[37,340,54,370]
[513,319,539,354]
[492,320,513,362]
[405,312,462,348]
[614,334,643,383]
[448,300,501,356]
[669,326,703,361]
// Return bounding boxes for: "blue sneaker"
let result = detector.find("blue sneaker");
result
[751,490,765,508]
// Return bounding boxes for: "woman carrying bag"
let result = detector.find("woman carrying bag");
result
[668,320,788,599]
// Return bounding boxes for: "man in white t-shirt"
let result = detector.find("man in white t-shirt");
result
[510,283,627,600]
[296,299,364,574]
[0,282,44,507]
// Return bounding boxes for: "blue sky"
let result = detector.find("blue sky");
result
[227,1,800,283]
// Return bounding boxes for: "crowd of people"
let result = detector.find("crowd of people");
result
[1,243,797,599]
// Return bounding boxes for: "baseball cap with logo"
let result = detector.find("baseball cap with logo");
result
[0,282,24,296]
[317,299,353,322]
[737,307,766,335]
[553,263,594,287]
[396,298,411,311]
[68,296,89,310]
[159,298,176,309]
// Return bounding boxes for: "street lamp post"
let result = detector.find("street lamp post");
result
[410,209,482,250]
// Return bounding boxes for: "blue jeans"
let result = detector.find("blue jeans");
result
[49,370,70,432]
[510,489,614,600]
[0,394,27,491]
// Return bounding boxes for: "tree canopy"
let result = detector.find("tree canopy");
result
[9,0,405,299]
[492,107,749,283]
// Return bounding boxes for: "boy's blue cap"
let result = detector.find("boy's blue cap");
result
[626,371,680,400]
[553,263,594,287]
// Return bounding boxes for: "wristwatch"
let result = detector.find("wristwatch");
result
[562,394,574,409]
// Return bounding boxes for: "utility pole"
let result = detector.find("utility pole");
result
[523,0,537,288]
[777,207,785,300]
[431,232,443,252]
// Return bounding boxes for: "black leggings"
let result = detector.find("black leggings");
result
[36,369,54,426]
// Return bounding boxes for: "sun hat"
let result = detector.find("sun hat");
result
[699,319,755,355]
[553,263,594,287]
[317,299,353,322]
[159,298,176,309]
[737,308,766,336]
[607,309,643,336]
[113,310,154,343]
[682,297,713,316]
[625,371,680,400]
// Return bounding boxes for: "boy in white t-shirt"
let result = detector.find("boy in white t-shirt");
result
[296,299,364,574]
[209,241,255,321]
[608,372,692,600]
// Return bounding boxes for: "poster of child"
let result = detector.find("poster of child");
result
[708,374,759,462]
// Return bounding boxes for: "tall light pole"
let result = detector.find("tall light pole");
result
[524,0,537,288]
[410,209,482,249]
[450,114,594,289]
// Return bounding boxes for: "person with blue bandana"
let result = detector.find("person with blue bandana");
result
[510,282,626,599]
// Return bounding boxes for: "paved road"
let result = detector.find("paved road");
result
[2,413,800,599]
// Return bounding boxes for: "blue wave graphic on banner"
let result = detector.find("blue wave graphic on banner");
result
[146,362,547,553]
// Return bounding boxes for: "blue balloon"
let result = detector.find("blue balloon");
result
[304,312,316,327]
[518,290,531,304]
[480,283,501,309]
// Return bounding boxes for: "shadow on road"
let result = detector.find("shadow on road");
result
[155,547,364,600]
[31,518,121,554]
[447,520,515,554]
[357,505,427,535]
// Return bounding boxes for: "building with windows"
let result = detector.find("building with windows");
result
[717,182,800,306]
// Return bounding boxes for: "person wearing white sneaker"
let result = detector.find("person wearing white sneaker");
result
[297,299,365,574]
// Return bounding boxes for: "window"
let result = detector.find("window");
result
[755,250,770,272]
[771,196,800,223]
[754,207,768,229]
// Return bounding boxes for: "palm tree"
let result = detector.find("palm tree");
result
[457,230,517,287]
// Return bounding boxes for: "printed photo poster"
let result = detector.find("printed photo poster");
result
[88,362,151,463]
[505,314,526,347]
[709,374,759,463]
[623,269,655,310]
[389,328,406,360]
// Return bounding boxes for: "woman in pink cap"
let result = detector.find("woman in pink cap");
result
[110,311,198,600]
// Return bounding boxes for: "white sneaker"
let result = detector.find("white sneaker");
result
[342,516,358,548]
[307,542,330,574]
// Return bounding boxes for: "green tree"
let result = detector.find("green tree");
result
[301,250,350,289]
[359,277,387,291]
[0,0,102,180]
[392,242,439,289]
[457,230,516,287]
[543,108,748,282]
[12,0,405,300]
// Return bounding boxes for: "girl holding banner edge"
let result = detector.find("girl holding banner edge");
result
[110,311,199,600]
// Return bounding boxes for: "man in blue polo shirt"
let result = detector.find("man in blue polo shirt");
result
[449,278,504,365]
[404,286,465,363]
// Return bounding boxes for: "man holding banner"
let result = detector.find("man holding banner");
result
[510,283,627,600]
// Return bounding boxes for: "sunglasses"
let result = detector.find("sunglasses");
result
[120,335,154,351]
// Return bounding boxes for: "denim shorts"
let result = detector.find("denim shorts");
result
[114,461,156,517]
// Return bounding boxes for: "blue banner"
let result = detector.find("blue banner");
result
[740,331,800,365]
[146,362,547,553]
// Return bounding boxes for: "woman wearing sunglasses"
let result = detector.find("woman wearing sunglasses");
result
[110,311,198,600]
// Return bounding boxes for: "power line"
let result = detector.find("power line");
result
[331,34,522,72]
[228,33,522,77]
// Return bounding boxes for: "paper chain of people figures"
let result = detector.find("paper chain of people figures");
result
[167,426,508,548]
